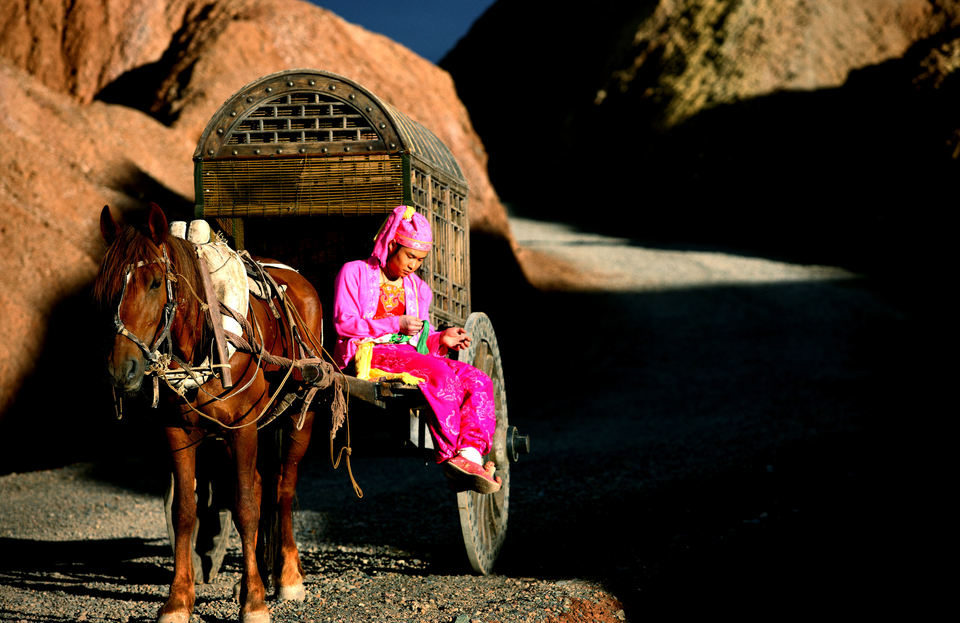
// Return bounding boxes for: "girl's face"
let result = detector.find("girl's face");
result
[384,242,428,280]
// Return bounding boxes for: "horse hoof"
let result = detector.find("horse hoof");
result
[240,611,270,623]
[279,582,306,601]
[157,612,190,623]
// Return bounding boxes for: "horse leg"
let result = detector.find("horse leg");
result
[158,427,200,623]
[277,414,314,601]
[231,425,270,623]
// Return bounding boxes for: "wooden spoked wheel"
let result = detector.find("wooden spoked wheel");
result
[454,312,509,575]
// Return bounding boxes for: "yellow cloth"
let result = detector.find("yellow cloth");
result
[355,341,373,379]
[366,368,425,386]
[354,341,424,385]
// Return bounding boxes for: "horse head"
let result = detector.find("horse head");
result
[95,203,185,394]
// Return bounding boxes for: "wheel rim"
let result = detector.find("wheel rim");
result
[455,312,509,575]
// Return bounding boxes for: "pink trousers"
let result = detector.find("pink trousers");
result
[371,344,496,461]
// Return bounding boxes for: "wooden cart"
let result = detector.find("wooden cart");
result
[168,68,529,579]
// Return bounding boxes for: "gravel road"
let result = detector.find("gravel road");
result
[0,216,920,622]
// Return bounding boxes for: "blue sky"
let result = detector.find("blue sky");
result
[308,1,497,63]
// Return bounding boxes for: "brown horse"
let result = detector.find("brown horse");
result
[94,203,323,623]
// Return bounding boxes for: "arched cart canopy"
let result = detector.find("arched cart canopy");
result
[193,68,470,326]
[194,68,466,217]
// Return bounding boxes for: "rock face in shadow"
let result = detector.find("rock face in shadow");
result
[0,0,507,440]
[442,0,960,270]
[0,60,197,420]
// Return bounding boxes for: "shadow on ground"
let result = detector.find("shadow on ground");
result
[0,536,170,593]
[289,241,928,618]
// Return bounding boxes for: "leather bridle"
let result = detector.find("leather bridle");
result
[113,243,177,366]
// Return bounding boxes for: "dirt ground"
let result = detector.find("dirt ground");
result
[0,214,932,622]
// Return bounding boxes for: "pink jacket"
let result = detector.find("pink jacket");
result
[332,258,444,368]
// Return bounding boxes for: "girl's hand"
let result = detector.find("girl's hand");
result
[440,327,471,351]
[399,315,424,336]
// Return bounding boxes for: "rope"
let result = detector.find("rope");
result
[237,270,356,497]
[264,280,360,498]
[329,375,361,498]
[154,341,293,431]
[265,273,360,498]
[240,262,360,498]
[168,259,333,431]
[163,266,261,403]
[173,271,208,313]
[111,386,123,420]
[143,258,281,428]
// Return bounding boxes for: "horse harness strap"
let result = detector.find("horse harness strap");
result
[114,245,177,365]
[195,253,233,389]
[239,251,319,361]
[109,246,176,409]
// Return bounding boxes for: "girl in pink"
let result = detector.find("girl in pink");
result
[333,206,501,494]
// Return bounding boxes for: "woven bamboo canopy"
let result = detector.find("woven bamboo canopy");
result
[193,68,466,218]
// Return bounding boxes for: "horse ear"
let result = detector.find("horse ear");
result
[100,205,121,245]
[147,202,168,245]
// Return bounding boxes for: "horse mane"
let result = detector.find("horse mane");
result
[93,222,209,359]
[94,227,145,308]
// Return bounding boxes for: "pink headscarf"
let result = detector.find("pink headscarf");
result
[371,205,433,267]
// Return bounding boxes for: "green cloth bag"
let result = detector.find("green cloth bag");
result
[387,320,430,354]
